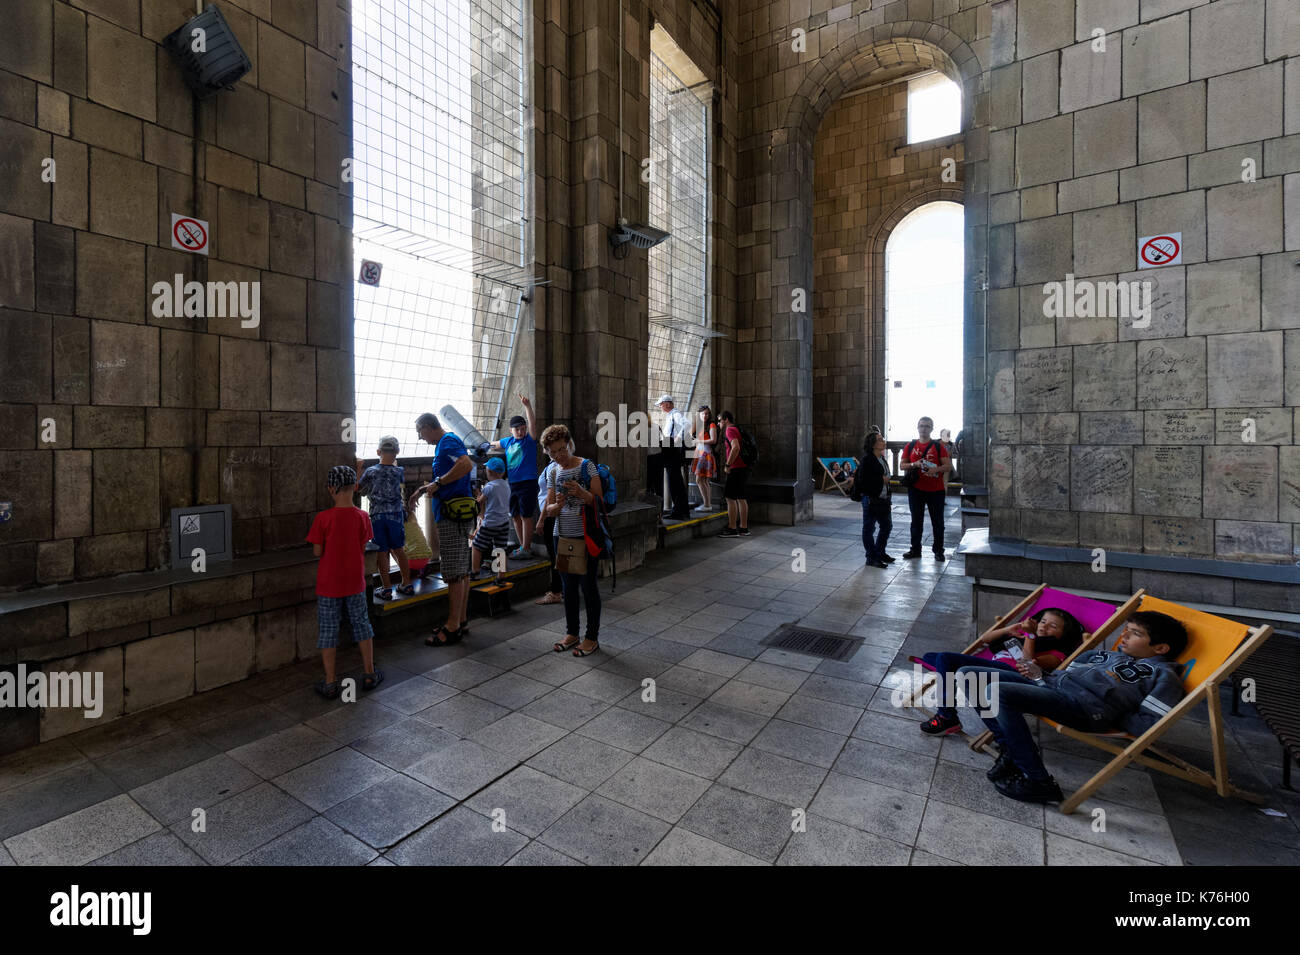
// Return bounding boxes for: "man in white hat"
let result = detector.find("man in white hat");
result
[652,394,691,520]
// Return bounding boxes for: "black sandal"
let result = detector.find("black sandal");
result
[426,625,459,646]
[314,680,341,699]
[361,669,385,691]
[553,637,580,653]
[572,641,600,657]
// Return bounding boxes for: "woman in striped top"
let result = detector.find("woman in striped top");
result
[541,424,603,657]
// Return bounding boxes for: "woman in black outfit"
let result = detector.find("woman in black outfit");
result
[852,431,894,568]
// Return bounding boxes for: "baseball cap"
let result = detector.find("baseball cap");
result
[377,435,400,453]
[327,465,357,489]
[485,457,506,473]
[656,394,673,405]
[508,415,526,428]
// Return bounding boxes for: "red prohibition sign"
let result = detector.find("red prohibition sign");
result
[1140,234,1179,266]
[173,217,208,251]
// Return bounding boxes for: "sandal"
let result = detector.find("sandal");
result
[553,636,580,653]
[534,592,563,605]
[426,625,459,646]
[396,583,416,596]
[571,641,600,657]
[361,669,385,691]
[375,587,393,601]
[314,680,341,699]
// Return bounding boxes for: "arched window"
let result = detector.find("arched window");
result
[884,201,964,442]
[907,72,961,143]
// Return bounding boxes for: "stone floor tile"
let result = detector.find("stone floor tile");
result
[808,771,928,845]
[469,712,567,760]
[750,719,848,770]
[169,782,313,865]
[641,827,768,866]
[466,765,589,838]
[562,668,641,703]
[537,794,671,865]
[0,762,121,841]
[368,676,459,715]
[0,739,87,793]
[129,753,262,824]
[708,680,791,718]
[597,755,712,823]
[616,685,703,723]
[406,738,518,799]
[506,841,584,865]
[831,738,936,796]
[420,658,504,689]
[349,718,459,771]
[88,830,207,866]
[653,664,730,699]
[777,813,911,865]
[1043,795,1183,865]
[228,725,341,779]
[273,747,395,812]
[915,800,1045,866]
[718,747,827,807]
[851,709,947,755]
[679,701,770,744]
[677,784,794,863]
[797,672,877,707]
[518,687,611,730]
[511,652,595,687]
[642,725,744,779]
[525,733,634,790]
[325,774,455,849]
[388,805,528,865]
[928,760,1046,828]
[1045,832,1161,866]
[95,729,221,790]
[678,648,750,678]
[192,703,301,751]
[574,706,672,753]
[233,816,378,866]
[411,693,510,736]
[467,671,553,709]
[5,794,160,865]
[774,693,864,735]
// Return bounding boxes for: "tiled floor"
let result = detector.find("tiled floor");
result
[3,496,1298,866]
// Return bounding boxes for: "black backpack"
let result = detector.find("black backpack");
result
[724,424,758,467]
[901,439,944,486]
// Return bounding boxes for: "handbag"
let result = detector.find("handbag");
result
[555,536,589,575]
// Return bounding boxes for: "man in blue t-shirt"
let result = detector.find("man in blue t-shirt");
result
[411,412,474,647]
[488,394,539,559]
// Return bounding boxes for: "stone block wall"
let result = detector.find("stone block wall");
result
[985,0,1300,567]
[812,76,966,456]
[0,0,354,590]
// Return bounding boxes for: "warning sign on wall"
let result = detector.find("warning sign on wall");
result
[359,260,383,286]
[1137,232,1181,269]
[171,214,210,255]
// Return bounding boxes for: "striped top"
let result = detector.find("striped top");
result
[548,460,588,537]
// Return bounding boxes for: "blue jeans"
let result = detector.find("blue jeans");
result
[861,497,892,561]
[921,652,1016,721]
[956,664,1109,780]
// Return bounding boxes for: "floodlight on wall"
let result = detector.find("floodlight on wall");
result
[610,221,671,258]
[163,4,252,99]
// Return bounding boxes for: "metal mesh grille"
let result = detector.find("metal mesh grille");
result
[761,625,865,662]
[646,52,710,414]
[351,0,527,456]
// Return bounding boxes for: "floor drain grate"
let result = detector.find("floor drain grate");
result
[760,625,863,662]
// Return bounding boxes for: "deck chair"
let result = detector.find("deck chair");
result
[904,584,1139,713]
[816,457,858,496]
[980,594,1274,815]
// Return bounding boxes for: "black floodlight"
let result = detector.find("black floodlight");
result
[164,4,252,99]
[610,221,671,251]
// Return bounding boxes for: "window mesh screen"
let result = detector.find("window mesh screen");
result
[351,0,527,459]
[646,53,710,413]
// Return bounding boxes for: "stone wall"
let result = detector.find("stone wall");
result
[0,0,355,590]
[812,76,966,456]
[984,0,1300,577]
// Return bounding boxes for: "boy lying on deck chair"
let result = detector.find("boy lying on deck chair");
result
[956,610,1189,804]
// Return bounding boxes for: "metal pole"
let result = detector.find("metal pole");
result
[492,290,526,432]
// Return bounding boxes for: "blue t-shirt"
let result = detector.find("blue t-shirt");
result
[480,478,511,527]
[358,463,405,520]
[432,432,472,521]
[500,434,538,483]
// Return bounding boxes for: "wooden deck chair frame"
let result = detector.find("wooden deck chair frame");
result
[905,585,1141,713]
[816,457,858,497]
[975,596,1274,814]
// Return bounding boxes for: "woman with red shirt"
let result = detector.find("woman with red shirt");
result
[899,416,951,562]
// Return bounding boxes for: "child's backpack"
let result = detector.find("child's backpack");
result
[738,427,759,467]
[579,459,617,590]
[579,459,618,512]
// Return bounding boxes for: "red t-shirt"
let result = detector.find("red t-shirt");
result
[724,425,746,468]
[306,506,373,598]
[903,439,949,492]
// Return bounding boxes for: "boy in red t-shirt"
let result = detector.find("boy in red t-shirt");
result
[305,465,384,698]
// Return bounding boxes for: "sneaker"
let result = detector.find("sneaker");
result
[986,750,1019,782]
[718,527,741,538]
[934,551,946,563]
[902,549,922,559]
[881,554,896,563]
[993,774,1064,803]
[534,591,563,605]
[508,547,530,559]
[919,713,962,736]
[738,527,751,536]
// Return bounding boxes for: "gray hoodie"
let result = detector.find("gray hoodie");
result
[1042,649,1184,736]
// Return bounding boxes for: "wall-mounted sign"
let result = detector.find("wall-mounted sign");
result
[1138,232,1181,269]
[171,214,210,255]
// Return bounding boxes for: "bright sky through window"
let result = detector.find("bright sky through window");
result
[884,202,964,442]
[906,72,961,143]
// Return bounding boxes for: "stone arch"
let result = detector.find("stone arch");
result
[863,187,966,433]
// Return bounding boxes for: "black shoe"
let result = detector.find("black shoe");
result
[902,549,922,559]
[934,551,946,562]
[881,554,895,563]
[993,774,1064,803]
[919,713,961,736]
[718,527,740,538]
[738,527,751,537]
[866,559,887,568]
[986,750,1019,782]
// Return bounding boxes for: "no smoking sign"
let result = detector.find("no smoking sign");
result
[171,213,210,255]
[1138,232,1181,269]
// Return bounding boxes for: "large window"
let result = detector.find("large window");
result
[647,34,712,413]
[351,0,527,457]
[906,72,961,144]
[884,202,964,442]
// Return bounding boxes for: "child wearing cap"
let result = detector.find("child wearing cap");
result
[471,457,512,579]
[305,465,383,698]
[356,436,415,600]
[487,394,538,558]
